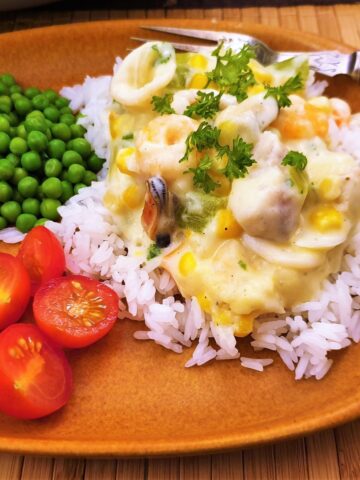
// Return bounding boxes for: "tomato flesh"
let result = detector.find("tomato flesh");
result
[0,253,31,330]
[0,324,72,419]
[18,226,65,295]
[33,275,119,349]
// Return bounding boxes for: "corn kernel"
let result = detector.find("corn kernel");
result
[309,205,343,232]
[189,73,208,89]
[122,185,144,209]
[249,59,273,84]
[318,178,341,201]
[116,147,135,175]
[247,84,265,96]
[188,54,208,70]
[179,252,197,276]
[216,209,242,239]
[197,293,211,314]
[234,315,254,337]
[219,120,238,146]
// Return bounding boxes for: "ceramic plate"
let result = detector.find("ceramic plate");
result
[0,19,359,457]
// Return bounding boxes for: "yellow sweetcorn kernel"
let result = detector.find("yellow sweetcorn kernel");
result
[216,209,243,239]
[122,185,144,209]
[247,84,265,96]
[309,205,343,232]
[116,147,135,175]
[197,293,211,314]
[249,59,273,84]
[179,252,197,276]
[188,73,208,89]
[109,111,122,140]
[188,54,208,70]
[318,178,341,201]
[219,120,238,146]
[234,315,254,337]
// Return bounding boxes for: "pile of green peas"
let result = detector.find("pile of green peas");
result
[0,73,105,233]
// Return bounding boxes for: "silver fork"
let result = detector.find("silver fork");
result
[133,26,360,82]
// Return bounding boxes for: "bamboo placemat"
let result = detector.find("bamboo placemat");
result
[0,4,360,480]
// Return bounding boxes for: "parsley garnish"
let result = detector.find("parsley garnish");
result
[238,260,247,270]
[180,122,221,163]
[185,154,220,194]
[147,243,161,260]
[152,44,171,64]
[206,42,256,102]
[220,137,255,180]
[282,151,307,171]
[184,91,223,119]
[265,74,303,108]
[151,93,175,115]
[122,133,134,140]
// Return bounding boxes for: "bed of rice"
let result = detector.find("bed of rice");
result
[2,62,360,380]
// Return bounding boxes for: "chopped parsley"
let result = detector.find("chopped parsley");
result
[180,122,221,163]
[152,44,171,65]
[151,93,175,115]
[282,151,307,171]
[220,137,255,180]
[184,91,223,119]
[206,42,256,102]
[185,154,220,194]
[265,74,303,108]
[122,133,134,140]
[238,260,247,270]
[147,243,162,260]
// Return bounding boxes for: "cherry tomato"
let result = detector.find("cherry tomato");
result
[18,226,65,295]
[33,275,119,349]
[0,253,31,330]
[0,323,72,419]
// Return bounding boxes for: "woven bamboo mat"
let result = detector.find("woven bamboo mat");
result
[0,4,360,480]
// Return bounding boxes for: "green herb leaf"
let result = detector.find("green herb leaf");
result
[152,44,171,64]
[180,122,221,163]
[281,150,307,171]
[184,91,223,119]
[122,133,134,140]
[238,260,247,270]
[185,154,220,194]
[220,137,255,180]
[147,243,161,260]
[206,42,256,102]
[264,74,303,108]
[151,93,175,115]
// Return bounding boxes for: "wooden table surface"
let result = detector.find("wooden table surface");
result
[1,3,360,479]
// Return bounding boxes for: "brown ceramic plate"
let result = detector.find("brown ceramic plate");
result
[0,19,359,457]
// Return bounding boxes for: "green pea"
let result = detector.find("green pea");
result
[22,197,40,216]
[55,97,69,109]
[70,124,86,138]
[9,85,22,95]
[59,113,75,126]
[74,183,86,195]
[0,216,7,230]
[11,93,23,103]
[59,106,73,115]
[40,198,60,220]
[44,158,62,177]
[45,119,53,128]
[26,109,44,120]
[67,139,75,151]
[0,116,10,134]
[24,87,41,100]
[62,150,83,168]
[9,137,28,155]
[47,138,66,159]
[87,153,105,173]
[42,177,63,199]
[61,170,69,181]
[0,82,8,96]
[60,180,73,203]
[27,130,48,152]
[6,153,20,167]
[67,164,86,184]
[0,181,13,202]
[0,132,10,154]
[51,122,71,142]
[43,89,58,103]
[43,106,60,123]
[0,74,16,87]
[21,151,41,172]
[83,170,97,186]
[24,116,47,134]
[0,96,12,114]
[45,128,52,141]
[32,94,50,111]
[71,138,92,159]
[16,124,27,140]
[13,190,23,204]
[11,167,28,185]
[1,201,21,223]
[35,217,47,227]
[8,126,16,138]
[0,159,15,181]
[16,213,37,233]
[37,185,44,200]
[14,97,32,117]
[18,176,39,197]
[7,111,19,127]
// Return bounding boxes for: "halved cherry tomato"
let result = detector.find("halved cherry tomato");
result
[18,226,65,295]
[0,253,31,330]
[33,275,119,349]
[0,323,72,419]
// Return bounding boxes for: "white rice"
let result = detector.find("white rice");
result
[3,62,360,380]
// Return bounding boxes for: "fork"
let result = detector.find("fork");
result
[133,26,360,82]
